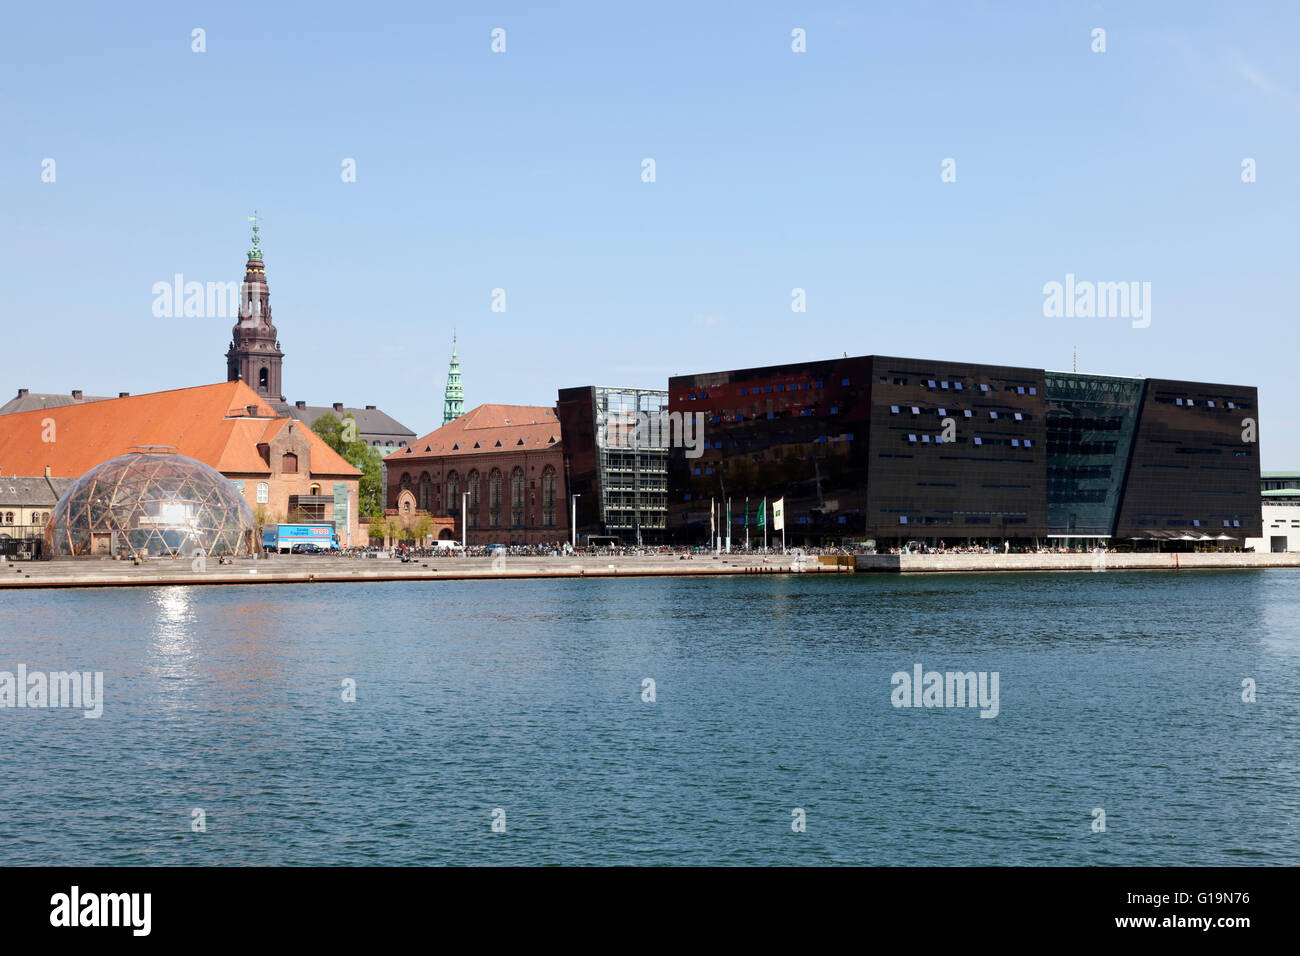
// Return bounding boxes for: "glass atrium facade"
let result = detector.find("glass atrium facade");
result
[1044,373,1144,536]
[556,386,669,544]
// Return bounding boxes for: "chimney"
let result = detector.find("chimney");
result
[118,392,130,398]
[17,389,28,398]
[44,466,51,478]
[246,404,259,417]
[365,405,376,410]
[295,401,307,409]
[71,389,83,400]
[332,402,344,412]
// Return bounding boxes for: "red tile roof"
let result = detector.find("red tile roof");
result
[386,404,561,461]
[0,381,360,479]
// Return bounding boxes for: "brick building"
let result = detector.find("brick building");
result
[384,404,567,545]
[0,381,363,544]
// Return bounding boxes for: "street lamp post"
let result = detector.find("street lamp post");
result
[571,493,581,551]
[461,492,468,556]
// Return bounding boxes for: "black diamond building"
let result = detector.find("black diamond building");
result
[666,355,1261,548]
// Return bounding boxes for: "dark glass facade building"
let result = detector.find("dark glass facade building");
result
[666,356,872,542]
[556,385,669,544]
[667,356,1261,547]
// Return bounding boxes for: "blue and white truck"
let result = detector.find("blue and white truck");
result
[262,524,340,554]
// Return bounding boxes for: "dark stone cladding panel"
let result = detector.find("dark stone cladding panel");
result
[1114,379,1262,539]
[555,386,602,537]
[866,357,1048,541]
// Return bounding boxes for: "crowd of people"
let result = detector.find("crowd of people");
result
[885,541,1118,555]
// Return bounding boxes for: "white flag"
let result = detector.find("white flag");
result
[772,498,785,531]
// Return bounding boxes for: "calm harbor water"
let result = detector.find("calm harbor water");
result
[1,570,1297,865]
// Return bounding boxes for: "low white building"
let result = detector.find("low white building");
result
[1246,471,1300,553]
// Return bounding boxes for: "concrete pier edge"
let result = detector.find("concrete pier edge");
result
[0,551,1296,590]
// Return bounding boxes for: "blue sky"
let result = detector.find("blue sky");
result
[3,1,1297,463]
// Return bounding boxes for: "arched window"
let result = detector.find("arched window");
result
[309,484,320,496]
[488,469,502,528]
[3,512,12,524]
[511,468,525,527]
[281,453,298,474]
[257,482,269,504]
[446,471,459,516]
[259,367,269,390]
[467,470,480,528]
[542,466,557,527]
[419,472,432,511]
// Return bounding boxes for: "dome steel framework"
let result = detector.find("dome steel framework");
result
[45,450,256,558]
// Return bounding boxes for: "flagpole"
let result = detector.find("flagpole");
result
[745,496,749,551]
[726,497,731,553]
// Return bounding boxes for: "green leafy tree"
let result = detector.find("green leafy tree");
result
[310,412,386,519]
[410,514,434,543]
[252,503,274,539]
[367,515,392,546]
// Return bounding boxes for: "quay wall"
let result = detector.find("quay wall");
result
[856,552,1300,573]
[2,552,1298,590]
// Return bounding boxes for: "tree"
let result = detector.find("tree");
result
[367,515,392,546]
[310,412,386,520]
[355,445,385,518]
[409,514,435,543]
[252,504,274,539]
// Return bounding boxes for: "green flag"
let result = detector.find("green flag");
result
[757,498,766,528]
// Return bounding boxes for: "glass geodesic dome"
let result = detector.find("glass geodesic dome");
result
[45,450,256,558]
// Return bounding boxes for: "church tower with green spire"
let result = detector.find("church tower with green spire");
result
[442,334,464,424]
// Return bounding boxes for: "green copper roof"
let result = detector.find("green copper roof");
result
[247,210,263,259]
[443,334,464,425]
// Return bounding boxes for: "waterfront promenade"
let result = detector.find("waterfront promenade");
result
[861,552,1300,573]
[0,552,832,589]
[1,551,1298,589]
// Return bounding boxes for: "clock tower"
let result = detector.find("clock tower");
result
[226,213,286,407]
